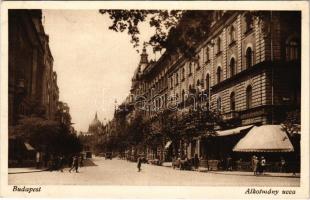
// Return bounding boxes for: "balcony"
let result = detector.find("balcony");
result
[221,111,240,121]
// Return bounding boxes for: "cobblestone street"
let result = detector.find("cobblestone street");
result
[9,157,300,186]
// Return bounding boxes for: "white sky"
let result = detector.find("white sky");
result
[43,10,158,132]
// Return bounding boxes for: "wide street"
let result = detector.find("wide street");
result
[9,157,300,186]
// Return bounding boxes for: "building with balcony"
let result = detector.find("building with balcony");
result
[114,10,301,167]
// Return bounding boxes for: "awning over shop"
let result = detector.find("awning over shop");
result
[233,125,294,152]
[164,141,172,149]
[215,125,254,137]
[24,142,35,151]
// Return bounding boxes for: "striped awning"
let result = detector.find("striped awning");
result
[233,125,294,152]
[215,125,254,137]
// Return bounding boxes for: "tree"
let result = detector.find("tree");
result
[12,116,82,156]
[99,10,213,58]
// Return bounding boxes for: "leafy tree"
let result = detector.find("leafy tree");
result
[12,116,81,156]
[99,10,213,58]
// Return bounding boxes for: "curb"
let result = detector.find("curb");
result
[8,169,49,174]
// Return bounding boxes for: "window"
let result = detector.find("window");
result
[216,67,222,84]
[230,58,236,77]
[182,90,185,103]
[246,85,252,109]
[230,92,235,111]
[170,77,173,88]
[175,73,178,85]
[217,37,222,53]
[188,63,192,76]
[230,26,236,43]
[246,47,253,69]
[217,96,222,112]
[182,68,185,80]
[206,74,210,91]
[286,38,300,61]
[189,84,193,93]
[206,47,210,61]
[197,79,200,86]
[245,14,253,33]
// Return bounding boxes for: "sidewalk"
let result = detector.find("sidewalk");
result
[205,171,300,178]
[161,162,300,178]
[8,167,48,174]
[8,159,97,174]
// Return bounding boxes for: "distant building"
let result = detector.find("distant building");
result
[88,112,103,135]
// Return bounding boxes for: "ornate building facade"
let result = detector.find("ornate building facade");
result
[111,11,301,164]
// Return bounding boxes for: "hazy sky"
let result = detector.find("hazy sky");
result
[43,10,157,132]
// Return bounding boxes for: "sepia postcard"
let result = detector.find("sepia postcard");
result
[0,1,309,199]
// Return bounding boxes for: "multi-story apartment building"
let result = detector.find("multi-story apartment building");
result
[171,11,300,161]
[9,9,60,127]
[115,10,301,164]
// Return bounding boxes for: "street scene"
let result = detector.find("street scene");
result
[8,9,301,186]
[9,157,299,186]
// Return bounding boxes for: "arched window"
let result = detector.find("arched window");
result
[217,37,222,53]
[216,67,222,84]
[246,85,252,109]
[230,58,236,77]
[230,26,236,43]
[230,92,235,111]
[206,74,210,91]
[246,47,253,69]
[217,96,222,112]
[286,38,300,61]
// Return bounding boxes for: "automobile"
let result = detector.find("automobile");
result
[105,152,112,160]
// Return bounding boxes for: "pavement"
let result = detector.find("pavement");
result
[8,157,300,186]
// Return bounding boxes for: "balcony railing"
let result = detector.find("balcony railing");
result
[221,111,240,121]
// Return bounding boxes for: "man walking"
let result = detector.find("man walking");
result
[69,156,79,173]
[137,157,142,172]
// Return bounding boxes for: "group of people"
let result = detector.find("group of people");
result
[47,155,84,173]
[251,155,267,175]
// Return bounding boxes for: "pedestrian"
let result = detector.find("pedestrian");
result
[137,157,142,172]
[69,156,79,173]
[260,156,266,175]
[80,155,84,167]
[280,157,286,173]
[226,155,232,171]
[58,156,64,172]
[36,152,40,169]
[252,155,259,175]
[194,154,200,170]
